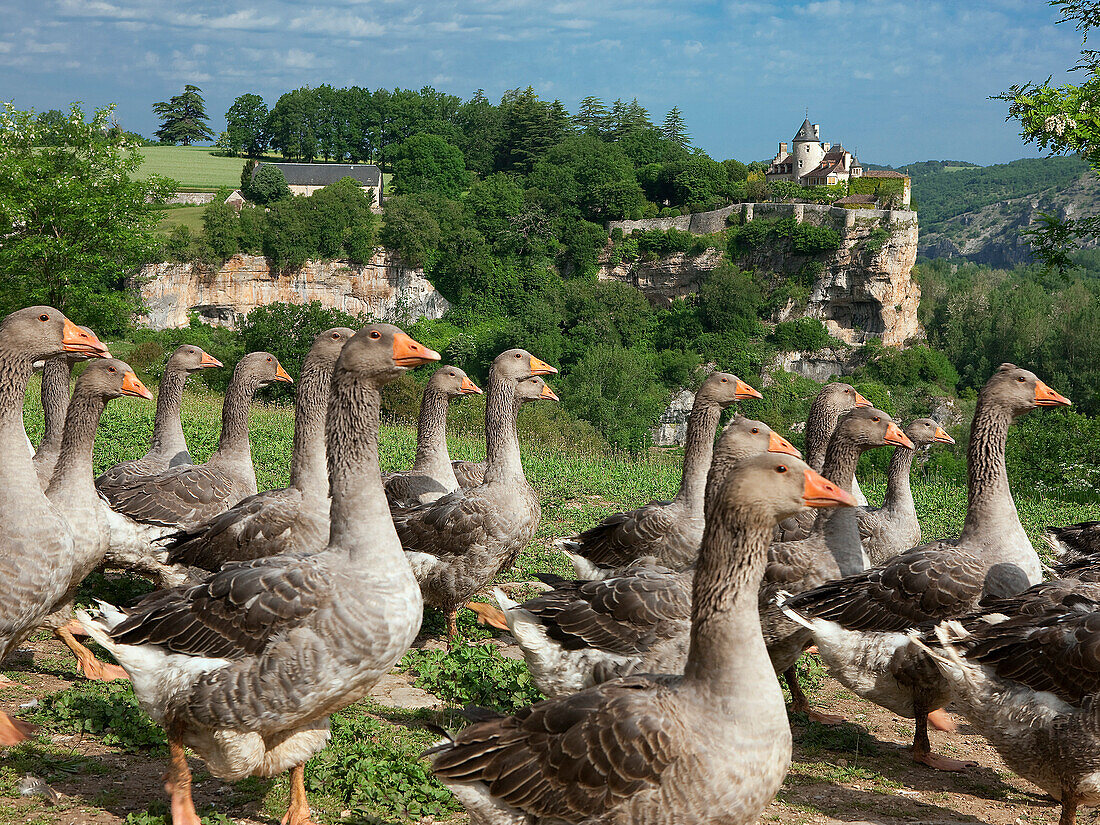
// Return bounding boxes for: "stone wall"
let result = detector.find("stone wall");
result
[609,205,740,236]
[609,202,917,236]
[135,249,449,330]
[162,192,215,205]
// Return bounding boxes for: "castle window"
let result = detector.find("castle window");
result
[799,160,804,168]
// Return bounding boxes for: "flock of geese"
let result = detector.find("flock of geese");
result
[0,304,1098,825]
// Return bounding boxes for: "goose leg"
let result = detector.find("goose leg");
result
[467,601,508,631]
[56,627,129,682]
[0,711,36,745]
[1059,785,1078,825]
[60,617,89,637]
[164,738,202,825]
[926,707,956,732]
[281,763,320,825]
[909,704,977,771]
[785,666,843,725]
[446,607,459,642]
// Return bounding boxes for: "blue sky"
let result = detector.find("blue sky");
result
[0,0,1088,166]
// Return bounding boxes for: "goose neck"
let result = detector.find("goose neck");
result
[213,373,256,461]
[674,400,723,512]
[149,367,188,459]
[411,386,459,487]
[482,374,523,485]
[683,503,774,693]
[38,357,72,456]
[0,354,39,498]
[289,357,332,500]
[960,398,1017,541]
[820,435,868,576]
[805,400,841,473]
[46,389,106,504]
[882,446,916,512]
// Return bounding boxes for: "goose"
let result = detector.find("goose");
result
[485,416,801,698]
[77,323,440,825]
[95,344,222,494]
[384,365,483,508]
[0,306,109,744]
[1046,521,1100,565]
[395,348,558,640]
[774,382,872,542]
[860,417,955,565]
[915,591,1100,825]
[555,371,762,580]
[36,359,154,682]
[160,329,355,573]
[100,351,292,587]
[781,364,1071,770]
[429,451,856,825]
[447,376,564,492]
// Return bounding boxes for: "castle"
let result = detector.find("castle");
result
[766,119,910,207]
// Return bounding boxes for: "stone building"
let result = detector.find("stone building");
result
[253,162,383,203]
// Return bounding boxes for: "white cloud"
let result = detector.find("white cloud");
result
[284,48,322,69]
[684,40,703,56]
[289,11,385,37]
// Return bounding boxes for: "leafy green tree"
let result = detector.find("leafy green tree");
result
[497,87,568,173]
[246,164,290,204]
[697,264,762,338]
[153,84,215,145]
[380,195,442,267]
[574,97,611,136]
[202,200,240,261]
[268,87,320,161]
[263,197,320,270]
[454,90,503,176]
[35,110,69,146]
[661,107,691,149]
[0,102,171,335]
[224,94,269,156]
[392,134,467,198]
[529,134,645,221]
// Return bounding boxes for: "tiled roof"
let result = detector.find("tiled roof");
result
[255,163,382,187]
[862,169,907,179]
[793,118,818,142]
[833,194,878,205]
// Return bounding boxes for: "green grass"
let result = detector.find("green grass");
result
[137,147,246,190]
[156,204,207,234]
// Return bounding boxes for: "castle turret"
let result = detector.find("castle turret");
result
[791,118,825,185]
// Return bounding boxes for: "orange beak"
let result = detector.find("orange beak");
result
[803,468,857,508]
[274,362,293,383]
[62,318,110,357]
[735,378,763,401]
[539,383,559,401]
[933,426,955,445]
[393,332,442,368]
[199,350,223,369]
[528,355,558,376]
[1035,380,1071,407]
[885,421,915,449]
[853,390,873,408]
[768,430,802,458]
[121,371,153,400]
[459,376,483,395]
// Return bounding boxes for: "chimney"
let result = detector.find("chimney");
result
[813,124,820,138]
[823,142,831,152]
[779,141,787,155]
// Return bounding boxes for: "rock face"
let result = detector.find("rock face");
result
[135,250,449,330]
[652,389,695,447]
[769,348,854,383]
[600,203,921,347]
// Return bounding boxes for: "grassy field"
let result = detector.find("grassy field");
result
[156,204,207,234]
[4,383,1099,824]
[137,147,247,190]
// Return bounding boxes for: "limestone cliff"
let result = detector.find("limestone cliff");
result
[601,203,921,347]
[135,250,449,330]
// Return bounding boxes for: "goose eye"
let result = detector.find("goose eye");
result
[844,389,850,393]
[266,357,273,362]
[107,366,116,373]
[751,428,759,434]
[332,333,340,339]
[514,353,521,358]
[1017,376,1025,382]
[776,465,788,474]
[873,416,880,422]
[721,377,728,383]
[39,314,49,322]
[370,330,381,339]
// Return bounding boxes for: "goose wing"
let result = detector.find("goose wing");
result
[98,465,238,528]
[451,460,485,489]
[107,554,329,659]
[564,501,678,568]
[430,676,679,820]
[162,487,304,571]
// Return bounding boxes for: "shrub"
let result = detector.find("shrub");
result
[201,201,239,261]
[789,222,841,254]
[246,163,290,204]
[771,318,833,352]
[401,644,542,712]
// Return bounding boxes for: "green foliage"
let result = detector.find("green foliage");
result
[201,201,239,261]
[401,644,543,712]
[392,134,467,198]
[857,340,959,392]
[29,682,166,751]
[698,264,762,338]
[223,93,269,157]
[153,84,214,146]
[246,164,290,204]
[380,195,441,268]
[0,102,172,336]
[771,318,833,352]
[789,222,842,254]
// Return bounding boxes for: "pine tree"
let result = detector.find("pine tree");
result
[153,84,215,145]
[661,106,691,149]
[623,99,653,133]
[574,96,611,136]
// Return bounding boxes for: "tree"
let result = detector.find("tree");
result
[246,164,290,204]
[0,102,171,334]
[996,1,1100,269]
[153,84,215,145]
[574,96,611,136]
[391,134,467,198]
[224,93,269,156]
[661,107,691,149]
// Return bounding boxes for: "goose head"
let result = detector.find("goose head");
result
[337,323,440,384]
[493,348,557,382]
[515,376,558,403]
[713,452,857,524]
[0,307,109,362]
[167,344,223,374]
[696,371,762,406]
[984,363,1071,416]
[429,365,482,398]
[77,358,153,401]
[308,327,356,367]
[836,406,915,449]
[719,415,801,461]
[234,351,295,390]
[906,417,955,447]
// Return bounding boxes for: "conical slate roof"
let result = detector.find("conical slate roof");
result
[793,118,817,142]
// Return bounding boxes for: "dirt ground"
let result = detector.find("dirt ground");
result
[0,634,1081,825]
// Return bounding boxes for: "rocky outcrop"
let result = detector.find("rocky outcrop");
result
[135,250,449,330]
[600,204,921,347]
[768,347,855,383]
[651,389,695,447]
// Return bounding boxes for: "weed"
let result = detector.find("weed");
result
[28,682,166,752]
[401,644,542,712]
[796,721,879,757]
